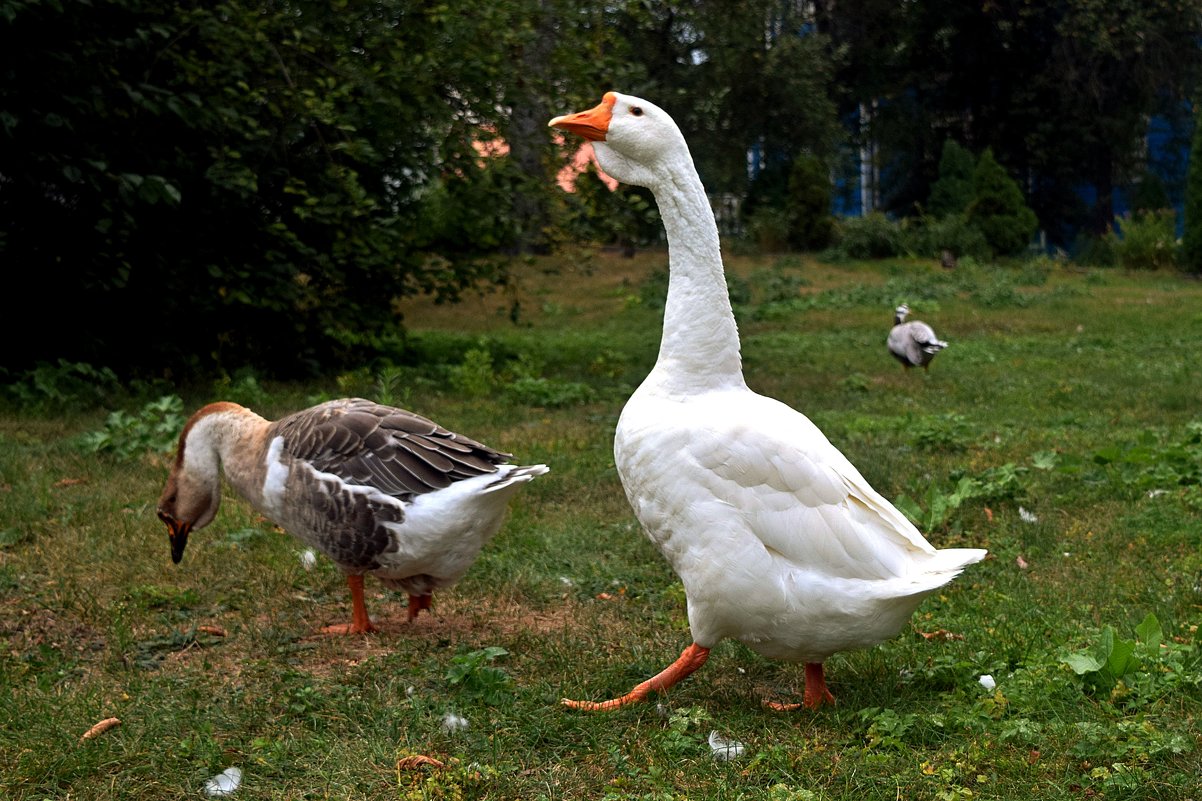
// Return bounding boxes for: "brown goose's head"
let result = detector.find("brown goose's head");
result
[157,403,239,563]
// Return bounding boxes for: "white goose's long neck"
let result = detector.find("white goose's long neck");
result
[647,156,745,393]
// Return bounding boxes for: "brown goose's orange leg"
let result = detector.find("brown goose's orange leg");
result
[562,643,710,711]
[764,662,836,711]
[407,593,433,621]
[321,574,377,635]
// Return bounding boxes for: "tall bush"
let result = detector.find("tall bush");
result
[927,140,976,217]
[909,214,991,262]
[832,213,909,259]
[1182,110,1202,273]
[786,154,834,250]
[1106,211,1179,271]
[968,149,1039,257]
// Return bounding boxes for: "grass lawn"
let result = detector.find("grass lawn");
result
[2,251,1201,800]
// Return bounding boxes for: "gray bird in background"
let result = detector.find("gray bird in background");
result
[888,304,948,371]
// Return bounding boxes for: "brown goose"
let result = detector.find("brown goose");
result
[887,304,948,371]
[157,398,547,633]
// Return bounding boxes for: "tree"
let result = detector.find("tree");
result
[814,0,1202,242]
[1183,109,1202,273]
[0,0,613,376]
[610,1,840,197]
[968,149,1039,257]
[927,141,976,217]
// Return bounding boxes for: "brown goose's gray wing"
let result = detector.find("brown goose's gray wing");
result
[269,398,508,500]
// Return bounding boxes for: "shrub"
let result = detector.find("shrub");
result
[1071,233,1118,267]
[504,376,594,408]
[1106,210,1179,271]
[786,154,834,250]
[907,213,991,262]
[745,205,791,253]
[1,360,120,412]
[968,148,1039,256]
[77,395,186,460]
[448,348,496,398]
[832,212,909,259]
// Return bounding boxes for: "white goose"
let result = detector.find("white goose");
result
[157,398,547,634]
[888,304,948,371]
[550,92,985,710]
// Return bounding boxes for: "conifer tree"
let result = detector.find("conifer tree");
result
[968,149,1039,256]
[1182,109,1202,273]
[927,140,976,217]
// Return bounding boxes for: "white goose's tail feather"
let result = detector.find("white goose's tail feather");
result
[870,547,987,601]
[926,547,986,573]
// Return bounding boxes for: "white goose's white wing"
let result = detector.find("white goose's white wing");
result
[702,392,937,575]
[620,387,977,586]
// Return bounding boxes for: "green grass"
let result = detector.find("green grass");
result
[2,253,1201,799]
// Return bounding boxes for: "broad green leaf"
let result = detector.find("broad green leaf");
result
[1106,636,1139,679]
[1062,652,1104,675]
[1032,450,1059,470]
[1134,613,1163,653]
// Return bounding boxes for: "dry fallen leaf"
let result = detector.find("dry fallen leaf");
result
[197,625,227,637]
[80,717,121,742]
[397,754,446,770]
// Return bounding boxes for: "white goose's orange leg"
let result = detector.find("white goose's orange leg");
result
[321,574,378,635]
[764,661,836,711]
[407,593,433,621]
[803,662,836,707]
[562,643,710,711]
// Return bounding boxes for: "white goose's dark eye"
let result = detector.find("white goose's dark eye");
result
[630,106,644,117]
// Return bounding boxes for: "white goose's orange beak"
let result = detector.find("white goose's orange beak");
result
[549,92,616,142]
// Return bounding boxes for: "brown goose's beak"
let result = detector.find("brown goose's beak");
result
[549,92,616,142]
[158,510,191,564]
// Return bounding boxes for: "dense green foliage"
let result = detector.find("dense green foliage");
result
[1106,210,1180,271]
[2,254,1202,799]
[0,0,645,376]
[4,0,1202,377]
[786,154,835,250]
[968,150,1039,257]
[1183,105,1202,273]
[909,214,991,263]
[926,141,976,218]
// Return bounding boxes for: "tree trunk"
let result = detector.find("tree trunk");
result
[504,2,556,255]
[1089,150,1115,236]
